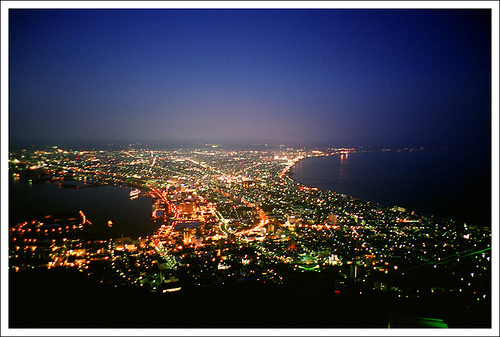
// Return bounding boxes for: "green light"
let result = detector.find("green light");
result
[298,264,320,271]
[389,315,448,328]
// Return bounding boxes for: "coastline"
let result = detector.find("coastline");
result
[285,151,490,226]
[286,154,393,208]
[9,176,157,238]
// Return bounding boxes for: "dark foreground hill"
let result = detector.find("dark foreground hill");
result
[9,268,490,329]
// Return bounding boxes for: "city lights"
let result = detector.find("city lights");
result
[8,144,492,329]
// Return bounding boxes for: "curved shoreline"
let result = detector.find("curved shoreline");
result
[285,154,438,219]
[286,154,373,202]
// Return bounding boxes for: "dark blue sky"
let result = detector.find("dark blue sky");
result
[9,8,491,149]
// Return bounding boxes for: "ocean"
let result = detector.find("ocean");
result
[290,147,491,227]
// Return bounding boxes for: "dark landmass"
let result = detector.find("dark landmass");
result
[9,268,490,329]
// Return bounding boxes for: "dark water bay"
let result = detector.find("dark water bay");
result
[291,147,491,227]
[9,177,159,239]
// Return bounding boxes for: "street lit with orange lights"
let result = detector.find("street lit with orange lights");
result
[8,144,492,328]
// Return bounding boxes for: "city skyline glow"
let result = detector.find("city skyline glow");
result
[2,3,499,335]
[5,3,493,151]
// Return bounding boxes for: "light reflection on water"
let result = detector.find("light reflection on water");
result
[291,148,491,226]
[9,176,159,239]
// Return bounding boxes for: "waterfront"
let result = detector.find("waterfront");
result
[7,145,492,329]
[9,146,491,235]
[5,7,494,333]
[9,176,158,239]
[291,147,491,227]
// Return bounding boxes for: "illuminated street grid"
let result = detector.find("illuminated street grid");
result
[9,145,491,303]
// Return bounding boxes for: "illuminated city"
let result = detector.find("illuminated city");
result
[7,144,492,328]
[4,3,496,334]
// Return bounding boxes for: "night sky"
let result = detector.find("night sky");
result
[8,7,492,149]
